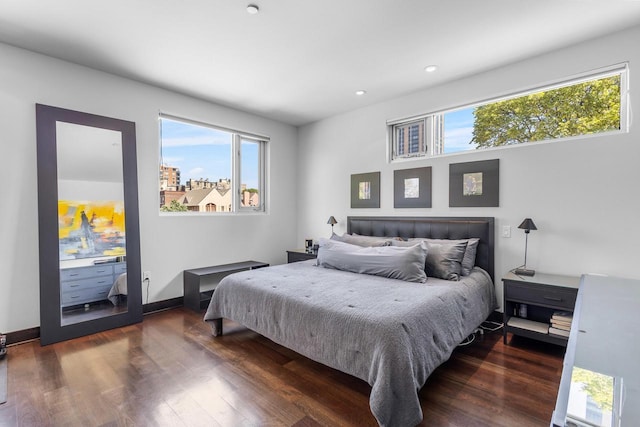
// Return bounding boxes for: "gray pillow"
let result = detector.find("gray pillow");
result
[317,239,428,283]
[460,238,479,276]
[397,237,479,275]
[330,232,392,247]
[424,240,467,281]
[391,238,468,280]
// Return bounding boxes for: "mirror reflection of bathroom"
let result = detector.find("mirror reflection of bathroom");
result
[56,122,128,326]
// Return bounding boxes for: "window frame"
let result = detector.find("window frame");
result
[390,118,428,159]
[387,63,629,162]
[158,113,268,215]
[236,135,266,213]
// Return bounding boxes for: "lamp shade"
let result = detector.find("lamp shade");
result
[518,218,537,231]
[327,216,338,226]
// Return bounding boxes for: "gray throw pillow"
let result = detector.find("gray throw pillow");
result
[391,238,468,280]
[460,238,479,276]
[317,239,428,283]
[419,238,477,276]
[423,240,467,281]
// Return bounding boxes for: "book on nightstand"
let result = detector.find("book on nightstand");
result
[551,311,573,322]
[550,310,573,335]
[549,327,570,337]
[550,320,571,331]
[507,317,550,334]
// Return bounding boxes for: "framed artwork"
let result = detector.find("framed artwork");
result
[58,200,126,260]
[449,159,499,207]
[350,172,380,208]
[394,167,432,208]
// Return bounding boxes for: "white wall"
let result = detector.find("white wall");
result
[0,43,298,333]
[58,180,123,200]
[297,25,640,310]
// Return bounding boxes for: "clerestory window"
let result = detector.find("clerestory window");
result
[388,64,628,161]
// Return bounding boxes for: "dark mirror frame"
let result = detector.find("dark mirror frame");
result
[36,104,142,345]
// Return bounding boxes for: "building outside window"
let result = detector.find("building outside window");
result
[159,115,267,213]
[392,119,426,158]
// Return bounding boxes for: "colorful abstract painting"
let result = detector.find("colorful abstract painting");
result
[58,200,126,260]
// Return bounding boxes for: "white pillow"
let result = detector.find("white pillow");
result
[330,232,393,247]
[317,239,428,283]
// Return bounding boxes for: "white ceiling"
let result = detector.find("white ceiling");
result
[1,0,640,126]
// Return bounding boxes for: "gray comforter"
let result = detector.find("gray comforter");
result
[204,260,495,426]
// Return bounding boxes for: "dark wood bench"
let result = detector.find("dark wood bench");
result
[183,260,269,312]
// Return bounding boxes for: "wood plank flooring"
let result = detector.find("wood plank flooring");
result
[0,308,565,426]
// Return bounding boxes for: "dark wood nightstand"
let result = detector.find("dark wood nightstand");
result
[502,271,580,347]
[286,249,318,263]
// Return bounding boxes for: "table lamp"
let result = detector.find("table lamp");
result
[327,216,337,234]
[515,218,537,276]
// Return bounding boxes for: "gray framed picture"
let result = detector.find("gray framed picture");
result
[449,159,499,207]
[394,167,432,208]
[351,172,380,208]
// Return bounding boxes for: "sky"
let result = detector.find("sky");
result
[160,118,259,188]
[443,107,477,154]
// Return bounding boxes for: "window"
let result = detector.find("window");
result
[159,115,267,213]
[392,119,426,158]
[389,64,628,160]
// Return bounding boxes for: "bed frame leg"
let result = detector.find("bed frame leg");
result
[211,318,223,336]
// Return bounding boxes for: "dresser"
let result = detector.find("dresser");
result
[60,262,126,307]
[552,274,640,427]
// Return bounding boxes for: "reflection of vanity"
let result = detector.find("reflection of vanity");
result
[60,262,126,308]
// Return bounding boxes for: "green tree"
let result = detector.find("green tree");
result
[161,199,188,212]
[471,76,620,148]
[571,367,613,412]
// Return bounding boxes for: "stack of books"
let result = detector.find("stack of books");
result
[549,311,573,337]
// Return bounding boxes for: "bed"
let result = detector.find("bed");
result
[204,216,496,426]
[108,272,127,306]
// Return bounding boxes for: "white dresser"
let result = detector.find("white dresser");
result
[60,262,126,307]
[551,274,640,427]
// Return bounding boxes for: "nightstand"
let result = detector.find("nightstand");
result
[502,271,580,346]
[286,249,318,263]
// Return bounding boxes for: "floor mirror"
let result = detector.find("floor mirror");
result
[36,104,142,345]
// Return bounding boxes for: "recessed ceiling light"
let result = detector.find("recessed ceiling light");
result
[424,65,438,73]
[247,4,259,14]
[355,90,367,96]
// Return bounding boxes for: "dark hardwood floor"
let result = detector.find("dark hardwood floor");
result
[61,300,128,326]
[0,308,564,426]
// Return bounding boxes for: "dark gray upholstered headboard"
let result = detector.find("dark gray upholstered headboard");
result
[347,216,495,281]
